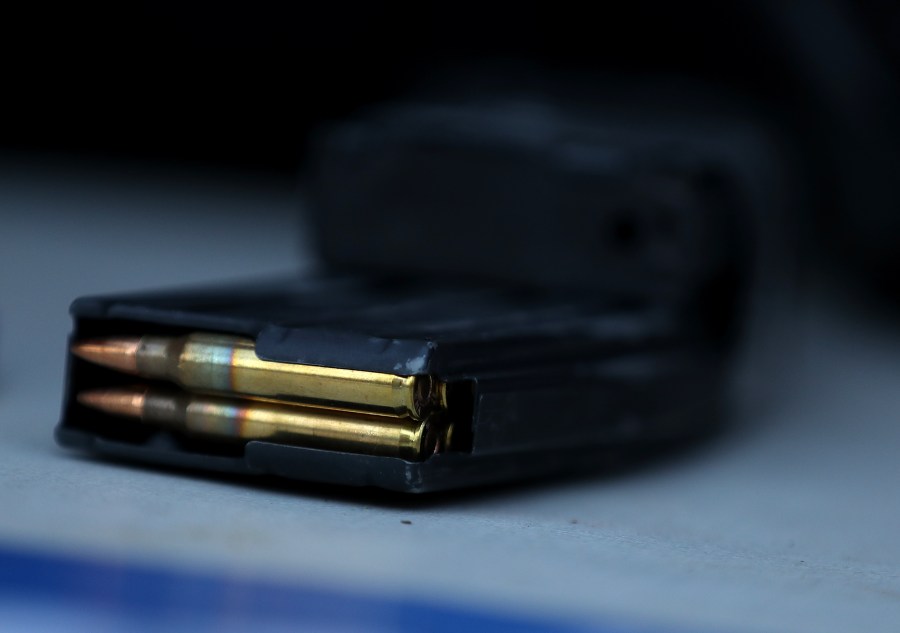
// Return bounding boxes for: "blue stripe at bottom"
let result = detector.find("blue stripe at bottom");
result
[0,544,667,633]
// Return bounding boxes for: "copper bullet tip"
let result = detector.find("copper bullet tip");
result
[70,338,141,375]
[77,387,146,419]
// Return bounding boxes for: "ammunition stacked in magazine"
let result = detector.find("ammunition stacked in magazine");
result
[72,333,452,460]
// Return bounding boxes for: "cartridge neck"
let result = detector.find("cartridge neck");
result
[142,389,190,427]
[136,336,183,379]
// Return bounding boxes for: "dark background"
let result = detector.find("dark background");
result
[4,2,897,165]
[3,1,899,290]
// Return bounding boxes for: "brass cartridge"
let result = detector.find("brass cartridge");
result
[72,333,444,419]
[77,386,451,460]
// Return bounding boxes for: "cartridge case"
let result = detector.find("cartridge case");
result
[74,333,443,419]
[78,386,448,460]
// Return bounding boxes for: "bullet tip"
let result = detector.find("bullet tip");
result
[71,338,141,374]
[77,388,146,419]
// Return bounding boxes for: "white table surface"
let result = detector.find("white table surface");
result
[1,156,898,633]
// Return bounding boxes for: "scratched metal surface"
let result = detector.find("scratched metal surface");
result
[1,155,898,633]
